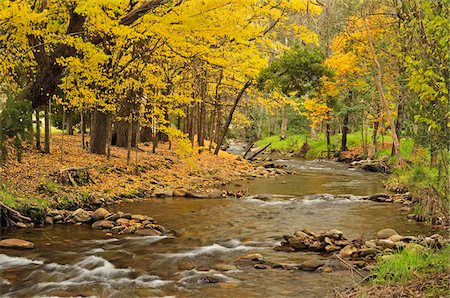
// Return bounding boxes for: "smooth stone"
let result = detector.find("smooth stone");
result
[301,259,326,271]
[325,245,341,253]
[323,229,343,240]
[135,228,161,236]
[106,213,121,221]
[378,239,395,249]
[388,234,404,242]
[0,238,34,249]
[339,245,358,257]
[91,220,114,229]
[377,228,399,239]
[254,263,271,269]
[237,253,264,261]
[121,213,133,219]
[116,218,130,226]
[91,208,110,221]
[173,188,187,197]
[395,241,407,249]
[71,208,92,223]
[359,248,380,257]
[45,216,54,225]
[15,222,28,228]
[213,263,237,271]
[364,240,377,248]
[131,214,149,222]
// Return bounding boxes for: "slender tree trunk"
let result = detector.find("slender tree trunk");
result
[392,97,404,156]
[90,110,109,155]
[106,115,112,159]
[326,121,331,158]
[369,121,379,158]
[198,102,206,146]
[280,105,288,140]
[269,113,276,136]
[43,101,50,154]
[363,12,402,160]
[126,121,132,164]
[35,108,41,151]
[214,80,251,155]
[341,114,349,151]
[80,112,85,149]
[66,110,74,135]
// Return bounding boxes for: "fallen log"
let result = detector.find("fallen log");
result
[248,143,271,160]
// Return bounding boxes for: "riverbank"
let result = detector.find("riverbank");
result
[0,135,261,226]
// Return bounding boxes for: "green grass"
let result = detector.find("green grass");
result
[256,131,419,160]
[372,245,450,285]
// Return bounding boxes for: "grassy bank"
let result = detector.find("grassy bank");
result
[255,131,415,160]
[346,245,450,297]
[0,135,252,221]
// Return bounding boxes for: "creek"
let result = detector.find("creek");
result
[0,154,433,297]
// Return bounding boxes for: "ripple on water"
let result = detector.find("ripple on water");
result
[0,254,170,297]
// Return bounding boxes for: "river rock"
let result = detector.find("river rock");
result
[131,214,150,222]
[45,216,54,225]
[71,208,92,223]
[323,229,343,240]
[213,263,237,271]
[377,228,399,239]
[339,245,358,258]
[153,189,173,197]
[388,234,404,242]
[364,240,377,249]
[173,188,187,197]
[106,213,121,221]
[302,228,319,238]
[91,208,110,221]
[135,228,161,236]
[179,274,226,284]
[252,194,273,201]
[116,218,130,226]
[301,259,325,271]
[325,245,341,253]
[0,238,34,249]
[378,239,395,249]
[359,248,380,257]
[15,222,28,228]
[92,220,115,229]
[237,253,264,261]
[394,241,407,249]
[121,213,133,219]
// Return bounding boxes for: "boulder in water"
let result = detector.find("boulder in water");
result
[300,259,325,271]
[91,208,110,221]
[377,228,399,239]
[0,238,34,249]
[92,220,115,229]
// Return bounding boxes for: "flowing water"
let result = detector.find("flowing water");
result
[0,154,433,297]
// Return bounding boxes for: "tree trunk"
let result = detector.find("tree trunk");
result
[326,121,331,158]
[280,105,288,140]
[90,110,109,155]
[341,113,349,151]
[66,110,74,135]
[269,113,276,136]
[127,121,132,164]
[198,102,206,146]
[214,80,251,155]
[392,96,404,156]
[43,101,50,154]
[369,121,379,158]
[35,108,41,151]
[140,126,152,142]
[80,112,85,149]
[106,115,112,159]
[363,12,402,161]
